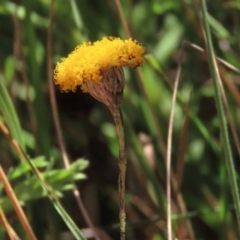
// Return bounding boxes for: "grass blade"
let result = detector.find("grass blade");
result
[0,76,25,150]
[200,0,240,234]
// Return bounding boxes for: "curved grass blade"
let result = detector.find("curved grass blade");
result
[200,0,240,234]
[0,76,25,151]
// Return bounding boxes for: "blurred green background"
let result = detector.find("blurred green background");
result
[0,0,240,239]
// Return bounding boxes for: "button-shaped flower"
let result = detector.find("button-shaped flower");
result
[54,37,145,107]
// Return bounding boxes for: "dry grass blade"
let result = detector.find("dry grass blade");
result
[166,42,185,240]
[0,162,36,240]
[46,1,101,239]
[113,0,167,158]
[218,67,240,159]
[12,5,37,146]
[174,95,194,239]
[183,41,240,74]
[0,206,14,240]
[0,204,21,240]
[113,0,131,39]
[176,94,191,193]
[220,67,240,107]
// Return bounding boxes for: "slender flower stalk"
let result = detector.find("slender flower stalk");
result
[54,37,145,239]
[109,106,126,239]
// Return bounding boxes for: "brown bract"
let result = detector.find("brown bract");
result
[86,66,124,108]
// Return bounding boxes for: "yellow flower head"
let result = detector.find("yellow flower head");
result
[54,37,145,92]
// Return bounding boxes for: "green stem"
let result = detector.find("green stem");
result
[109,106,126,240]
[200,0,240,233]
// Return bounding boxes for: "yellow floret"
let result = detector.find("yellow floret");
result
[54,37,145,92]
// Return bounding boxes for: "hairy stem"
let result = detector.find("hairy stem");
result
[109,106,126,240]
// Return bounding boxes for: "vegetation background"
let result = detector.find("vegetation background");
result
[0,0,240,239]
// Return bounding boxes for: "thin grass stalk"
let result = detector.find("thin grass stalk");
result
[166,42,184,240]
[0,164,37,240]
[200,0,240,233]
[173,93,195,238]
[46,1,100,239]
[218,67,240,161]
[176,94,191,193]
[0,205,17,240]
[123,112,165,205]
[12,5,37,148]
[113,0,167,159]
[182,41,240,74]
[109,106,126,240]
[23,0,50,155]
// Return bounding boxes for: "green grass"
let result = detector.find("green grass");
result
[0,0,240,239]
